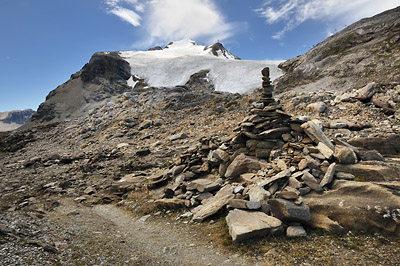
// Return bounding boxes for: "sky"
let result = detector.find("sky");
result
[1,0,399,112]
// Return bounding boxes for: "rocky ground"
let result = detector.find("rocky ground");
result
[1,81,400,265]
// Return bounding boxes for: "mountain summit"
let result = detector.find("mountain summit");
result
[145,39,240,60]
[29,40,282,124]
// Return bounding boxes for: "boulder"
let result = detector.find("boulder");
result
[192,185,234,222]
[226,209,283,241]
[225,154,267,179]
[306,102,327,113]
[269,198,311,223]
[358,150,385,162]
[356,82,376,100]
[335,146,357,164]
[303,180,400,236]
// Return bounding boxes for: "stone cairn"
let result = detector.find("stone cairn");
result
[137,67,377,241]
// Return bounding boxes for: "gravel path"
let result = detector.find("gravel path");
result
[50,199,256,265]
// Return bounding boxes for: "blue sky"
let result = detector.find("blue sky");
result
[1,0,399,112]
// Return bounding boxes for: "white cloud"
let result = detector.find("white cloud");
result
[104,0,235,48]
[144,0,234,46]
[257,0,400,39]
[105,0,142,27]
[109,6,141,26]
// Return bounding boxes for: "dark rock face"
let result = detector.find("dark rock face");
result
[275,6,400,94]
[80,52,131,83]
[0,109,35,124]
[28,52,132,125]
[147,46,163,51]
[207,42,241,60]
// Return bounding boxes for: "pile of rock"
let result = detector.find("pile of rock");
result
[141,68,400,241]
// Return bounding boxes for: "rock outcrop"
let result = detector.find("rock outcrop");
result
[274,6,400,94]
[303,180,400,236]
[27,52,132,124]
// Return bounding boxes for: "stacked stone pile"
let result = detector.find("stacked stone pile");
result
[136,67,400,241]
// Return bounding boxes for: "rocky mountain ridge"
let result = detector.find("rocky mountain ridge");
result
[274,5,400,94]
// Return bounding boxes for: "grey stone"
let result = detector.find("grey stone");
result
[169,133,188,141]
[234,186,245,194]
[288,176,302,189]
[358,150,385,162]
[286,225,307,237]
[226,209,283,241]
[335,146,357,164]
[320,163,336,187]
[249,186,271,202]
[317,142,334,160]
[302,171,323,192]
[193,192,213,201]
[269,198,311,223]
[207,148,230,165]
[192,185,234,222]
[258,169,292,187]
[301,121,334,150]
[307,102,327,113]
[276,186,300,200]
[335,172,355,180]
[225,154,267,179]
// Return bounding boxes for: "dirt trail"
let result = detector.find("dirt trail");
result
[52,200,257,265]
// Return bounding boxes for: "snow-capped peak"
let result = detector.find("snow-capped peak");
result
[124,39,240,60]
[119,40,283,94]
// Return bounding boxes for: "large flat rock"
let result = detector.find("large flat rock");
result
[336,161,400,181]
[225,154,267,179]
[226,209,282,241]
[348,135,400,156]
[303,180,400,236]
[192,185,234,222]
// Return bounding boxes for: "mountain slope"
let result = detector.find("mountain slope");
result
[274,6,400,94]
[29,40,282,125]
